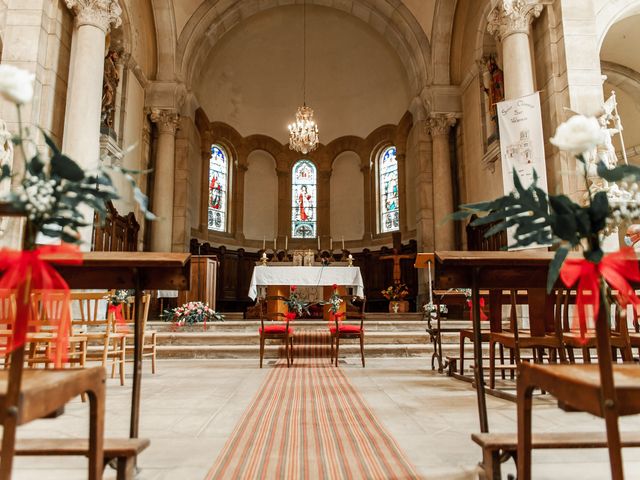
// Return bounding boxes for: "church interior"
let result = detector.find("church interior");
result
[0,0,640,479]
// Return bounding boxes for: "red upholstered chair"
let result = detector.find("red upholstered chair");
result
[259,312,294,368]
[330,296,366,367]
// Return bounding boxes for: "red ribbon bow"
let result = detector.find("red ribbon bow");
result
[559,247,640,341]
[467,297,488,321]
[108,303,129,333]
[285,312,297,321]
[0,244,82,366]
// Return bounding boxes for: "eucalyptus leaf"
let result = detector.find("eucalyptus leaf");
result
[51,154,85,181]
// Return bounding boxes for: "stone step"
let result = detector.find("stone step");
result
[148,320,432,333]
[156,330,429,346]
[156,343,431,359]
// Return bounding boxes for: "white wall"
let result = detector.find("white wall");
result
[330,151,364,241]
[243,150,278,240]
[195,5,411,143]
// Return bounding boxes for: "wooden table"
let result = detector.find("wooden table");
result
[433,250,565,433]
[40,252,191,439]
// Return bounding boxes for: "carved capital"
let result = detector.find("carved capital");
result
[65,0,122,32]
[149,109,180,135]
[427,114,457,137]
[487,0,543,42]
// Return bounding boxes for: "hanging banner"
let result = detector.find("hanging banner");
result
[497,91,550,249]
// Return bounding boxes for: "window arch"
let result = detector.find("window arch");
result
[378,146,400,233]
[208,144,229,232]
[291,159,317,238]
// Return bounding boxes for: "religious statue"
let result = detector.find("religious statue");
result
[101,49,121,132]
[482,55,504,118]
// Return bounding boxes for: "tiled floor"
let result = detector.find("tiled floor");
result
[8,358,640,479]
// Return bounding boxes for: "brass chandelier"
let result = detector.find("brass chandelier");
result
[288,0,319,154]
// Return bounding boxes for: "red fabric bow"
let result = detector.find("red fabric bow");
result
[285,312,297,321]
[467,297,488,321]
[330,311,344,323]
[0,244,82,366]
[560,247,640,341]
[108,303,129,333]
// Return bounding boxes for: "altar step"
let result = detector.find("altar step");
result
[151,317,432,359]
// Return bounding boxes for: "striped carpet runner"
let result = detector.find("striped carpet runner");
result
[206,329,422,479]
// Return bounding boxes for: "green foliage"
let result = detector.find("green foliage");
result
[450,165,626,292]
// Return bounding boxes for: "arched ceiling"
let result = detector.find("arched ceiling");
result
[601,14,640,76]
[193,5,413,143]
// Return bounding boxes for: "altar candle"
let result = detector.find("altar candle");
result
[342,236,345,250]
[318,236,321,250]
[274,238,276,250]
[330,237,333,250]
[285,235,288,250]
[262,236,265,250]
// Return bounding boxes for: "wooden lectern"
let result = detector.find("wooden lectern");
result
[177,255,218,310]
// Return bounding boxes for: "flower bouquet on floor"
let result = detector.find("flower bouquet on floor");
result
[382,283,409,313]
[164,301,224,330]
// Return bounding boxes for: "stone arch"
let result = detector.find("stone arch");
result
[150,0,177,80]
[431,0,457,85]
[176,0,431,95]
[596,0,640,51]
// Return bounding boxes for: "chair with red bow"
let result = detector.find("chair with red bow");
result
[488,289,566,390]
[259,312,294,368]
[329,296,366,367]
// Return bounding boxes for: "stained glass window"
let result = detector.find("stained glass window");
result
[379,146,400,233]
[208,144,228,232]
[291,160,317,238]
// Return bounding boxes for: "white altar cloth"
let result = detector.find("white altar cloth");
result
[248,266,364,300]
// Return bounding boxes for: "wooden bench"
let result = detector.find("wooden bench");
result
[6,438,150,480]
[472,431,640,480]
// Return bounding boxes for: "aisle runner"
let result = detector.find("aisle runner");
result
[206,330,422,480]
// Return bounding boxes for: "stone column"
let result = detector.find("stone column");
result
[487,0,543,99]
[317,169,331,240]
[63,0,121,164]
[395,151,408,235]
[63,0,121,245]
[149,109,180,252]
[414,120,434,253]
[429,114,457,250]
[361,162,373,241]
[234,163,248,241]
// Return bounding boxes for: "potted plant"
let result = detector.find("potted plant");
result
[381,283,409,313]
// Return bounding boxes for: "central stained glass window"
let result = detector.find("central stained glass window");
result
[291,159,317,238]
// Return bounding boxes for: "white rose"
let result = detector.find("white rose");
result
[0,65,34,105]
[550,115,605,156]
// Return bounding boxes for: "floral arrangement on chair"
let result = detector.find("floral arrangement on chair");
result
[452,114,640,338]
[327,284,344,321]
[0,65,153,365]
[381,283,409,301]
[284,286,310,317]
[164,301,224,328]
[423,302,448,318]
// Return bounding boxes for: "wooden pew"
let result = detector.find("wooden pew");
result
[433,251,640,480]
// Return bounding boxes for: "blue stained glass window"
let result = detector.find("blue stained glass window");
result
[379,146,400,233]
[291,160,317,238]
[208,144,228,232]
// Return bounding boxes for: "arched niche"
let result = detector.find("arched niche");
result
[330,151,364,241]
[243,150,278,240]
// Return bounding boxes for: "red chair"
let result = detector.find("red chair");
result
[259,312,294,368]
[330,296,366,367]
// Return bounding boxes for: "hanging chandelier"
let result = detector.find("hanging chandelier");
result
[288,0,319,154]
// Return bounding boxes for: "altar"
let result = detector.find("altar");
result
[248,265,365,319]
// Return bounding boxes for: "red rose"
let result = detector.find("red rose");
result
[290,286,297,292]
[332,284,338,290]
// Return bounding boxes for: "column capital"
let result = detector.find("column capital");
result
[487,0,543,42]
[427,114,457,137]
[149,109,180,135]
[65,0,122,32]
